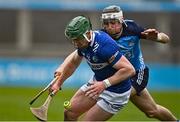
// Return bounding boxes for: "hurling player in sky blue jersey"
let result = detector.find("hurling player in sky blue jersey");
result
[101,5,177,121]
[50,16,135,121]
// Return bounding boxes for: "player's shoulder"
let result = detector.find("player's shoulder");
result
[124,19,139,28]
[122,19,144,37]
[92,30,117,51]
[93,30,113,43]
[94,30,109,37]
[124,19,136,24]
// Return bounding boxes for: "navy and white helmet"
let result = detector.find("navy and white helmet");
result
[101,5,125,24]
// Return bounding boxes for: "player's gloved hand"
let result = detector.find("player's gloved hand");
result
[141,28,159,40]
[85,81,106,99]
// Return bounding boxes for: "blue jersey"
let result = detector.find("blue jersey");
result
[115,20,145,70]
[77,30,131,93]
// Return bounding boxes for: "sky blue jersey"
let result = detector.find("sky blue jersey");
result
[77,30,131,93]
[111,20,145,70]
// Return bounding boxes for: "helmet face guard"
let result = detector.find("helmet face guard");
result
[65,16,92,42]
[102,12,124,23]
[101,5,125,25]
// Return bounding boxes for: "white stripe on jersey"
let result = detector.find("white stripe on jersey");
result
[90,31,96,47]
[86,60,109,70]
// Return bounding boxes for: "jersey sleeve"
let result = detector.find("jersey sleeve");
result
[99,36,122,66]
[125,20,145,37]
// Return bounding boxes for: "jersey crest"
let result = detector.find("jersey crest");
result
[92,56,99,62]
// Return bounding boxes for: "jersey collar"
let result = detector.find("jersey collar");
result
[90,31,95,47]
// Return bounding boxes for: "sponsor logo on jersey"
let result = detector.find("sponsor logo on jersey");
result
[86,60,108,70]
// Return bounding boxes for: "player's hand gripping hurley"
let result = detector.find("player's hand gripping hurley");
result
[29,76,59,105]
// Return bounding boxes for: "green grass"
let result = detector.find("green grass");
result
[0,86,179,121]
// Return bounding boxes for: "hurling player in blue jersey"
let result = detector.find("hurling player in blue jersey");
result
[101,5,177,121]
[50,16,135,121]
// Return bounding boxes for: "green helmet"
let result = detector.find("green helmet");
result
[65,16,92,40]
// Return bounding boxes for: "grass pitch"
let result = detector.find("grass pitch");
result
[0,86,179,121]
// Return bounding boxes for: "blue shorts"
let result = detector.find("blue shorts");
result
[131,66,149,95]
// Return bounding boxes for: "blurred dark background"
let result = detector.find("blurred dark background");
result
[0,0,179,90]
[0,0,179,64]
[0,1,179,120]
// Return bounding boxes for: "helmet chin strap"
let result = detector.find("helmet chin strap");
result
[83,30,92,42]
[110,27,123,40]
[111,33,121,39]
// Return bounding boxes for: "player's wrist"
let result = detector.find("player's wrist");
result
[103,79,111,88]
[157,33,162,41]
[157,33,170,43]
[54,71,62,86]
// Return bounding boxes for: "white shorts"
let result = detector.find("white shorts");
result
[80,79,131,114]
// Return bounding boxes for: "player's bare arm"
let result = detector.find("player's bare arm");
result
[50,50,83,94]
[109,55,135,85]
[55,50,82,76]
[85,55,135,98]
[141,28,170,43]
